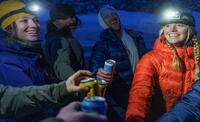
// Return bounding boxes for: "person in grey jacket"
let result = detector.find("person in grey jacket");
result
[44,4,84,82]
[0,70,91,119]
[0,70,107,122]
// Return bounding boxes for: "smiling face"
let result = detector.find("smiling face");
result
[163,23,189,46]
[103,12,120,31]
[13,15,40,41]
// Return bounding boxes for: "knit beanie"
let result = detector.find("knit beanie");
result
[50,4,76,21]
[0,0,32,30]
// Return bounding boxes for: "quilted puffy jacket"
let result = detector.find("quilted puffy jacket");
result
[126,35,197,122]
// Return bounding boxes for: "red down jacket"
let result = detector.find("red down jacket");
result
[126,35,197,122]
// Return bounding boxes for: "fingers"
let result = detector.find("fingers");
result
[98,68,111,74]
[96,75,112,82]
[76,70,92,77]
[73,70,92,82]
[97,68,112,82]
[72,86,89,93]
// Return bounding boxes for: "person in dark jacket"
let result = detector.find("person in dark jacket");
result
[89,5,147,122]
[158,79,200,122]
[44,4,84,82]
[0,70,107,122]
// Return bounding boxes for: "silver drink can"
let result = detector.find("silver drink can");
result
[103,59,116,73]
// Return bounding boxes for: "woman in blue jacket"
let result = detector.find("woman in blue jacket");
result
[0,0,58,121]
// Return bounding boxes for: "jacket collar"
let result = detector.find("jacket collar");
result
[153,35,194,58]
[0,39,42,60]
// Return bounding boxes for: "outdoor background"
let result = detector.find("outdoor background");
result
[0,0,200,66]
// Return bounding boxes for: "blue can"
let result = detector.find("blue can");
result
[103,59,116,73]
[81,96,107,115]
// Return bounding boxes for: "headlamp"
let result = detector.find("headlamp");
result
[27,3,41,12]
[164,10,181,20]
[160,9,195,26]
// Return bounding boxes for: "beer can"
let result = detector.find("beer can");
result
[80,77,98,97]
[104,59,116,73]
[97,80,108,97]
[81,96,107,115]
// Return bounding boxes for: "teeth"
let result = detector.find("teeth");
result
[169,34,179,38]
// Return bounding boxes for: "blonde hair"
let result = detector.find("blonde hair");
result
[160,25,200,80]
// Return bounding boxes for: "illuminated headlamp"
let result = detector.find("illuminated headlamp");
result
[26,2,41,13]
[160,9,195,26]
[164,10,181,20]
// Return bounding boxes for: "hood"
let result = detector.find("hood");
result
[98,11,109,29]
[153,35,194,58]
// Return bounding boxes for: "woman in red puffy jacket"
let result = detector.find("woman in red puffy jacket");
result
[126,10,200,122]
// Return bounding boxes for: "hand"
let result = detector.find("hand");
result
[65,70,92,94]
[96,68,113,83]
[57,102,107,122]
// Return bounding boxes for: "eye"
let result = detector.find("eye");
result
[165,24,170,28]
[33,18,39,23]
[19,19,28,23]
[176,23,186,27]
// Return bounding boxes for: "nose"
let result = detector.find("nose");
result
[169,24,177,32]
[29,20,39,28]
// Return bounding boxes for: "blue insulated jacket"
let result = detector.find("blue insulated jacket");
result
[158,79,200,122]
[89,28,147,122]
[0,40,52,122]
[0,40,48,86]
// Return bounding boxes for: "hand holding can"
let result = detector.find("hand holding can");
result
[103,59,116,74]
[79,77,98,98]
[103,59,116,84]
[97,80,108,97]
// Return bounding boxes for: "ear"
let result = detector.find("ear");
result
[4,23,14,34]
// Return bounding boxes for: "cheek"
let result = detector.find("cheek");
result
[163,30,169,38]
[179,29,188,39]
[103,18,110,25]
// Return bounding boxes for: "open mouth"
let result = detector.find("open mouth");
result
[168,33,180,38]
[110,20,118,25]
[26,30,39,35]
